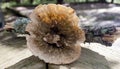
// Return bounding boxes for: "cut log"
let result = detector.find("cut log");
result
[1,30,120,69]
[6,47,111,69]
[6,56,46,69]
[6,7,33,17]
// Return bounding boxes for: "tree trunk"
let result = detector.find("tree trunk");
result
[15,0,20,4]
[86,0,89,3]
[111,0,114,3]
[56,0,64,4]
[98,0,107,3]
[0,0,5,30]
[30,0,33,4]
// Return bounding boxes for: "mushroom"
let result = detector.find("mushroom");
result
[26,4,85,64]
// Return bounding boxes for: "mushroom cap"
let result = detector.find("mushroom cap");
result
[26,4,85,64]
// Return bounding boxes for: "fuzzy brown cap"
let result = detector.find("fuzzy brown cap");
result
[26,4,85,64]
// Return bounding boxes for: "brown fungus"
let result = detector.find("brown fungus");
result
[26,4,85,64]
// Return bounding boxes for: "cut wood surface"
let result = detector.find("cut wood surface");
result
[0,31,120,69]
[1,3,120,69]
[3,42,120,69]
[0,31,32,69]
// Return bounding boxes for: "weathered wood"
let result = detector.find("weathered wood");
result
[6,44,120,69]
[1,30,120,69]
[1,3,120,69]
[48,47,110,69]
[0,31,32,69]
[6,7,27,17]
[5,47,110,69]
[6,56,46,69]
[6,7,33,17]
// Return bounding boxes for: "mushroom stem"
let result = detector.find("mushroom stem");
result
[43,33,62,47]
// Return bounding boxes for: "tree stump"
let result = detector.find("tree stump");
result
[6,47,111,69]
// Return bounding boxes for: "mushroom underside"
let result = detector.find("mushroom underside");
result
[26,35,81,64]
